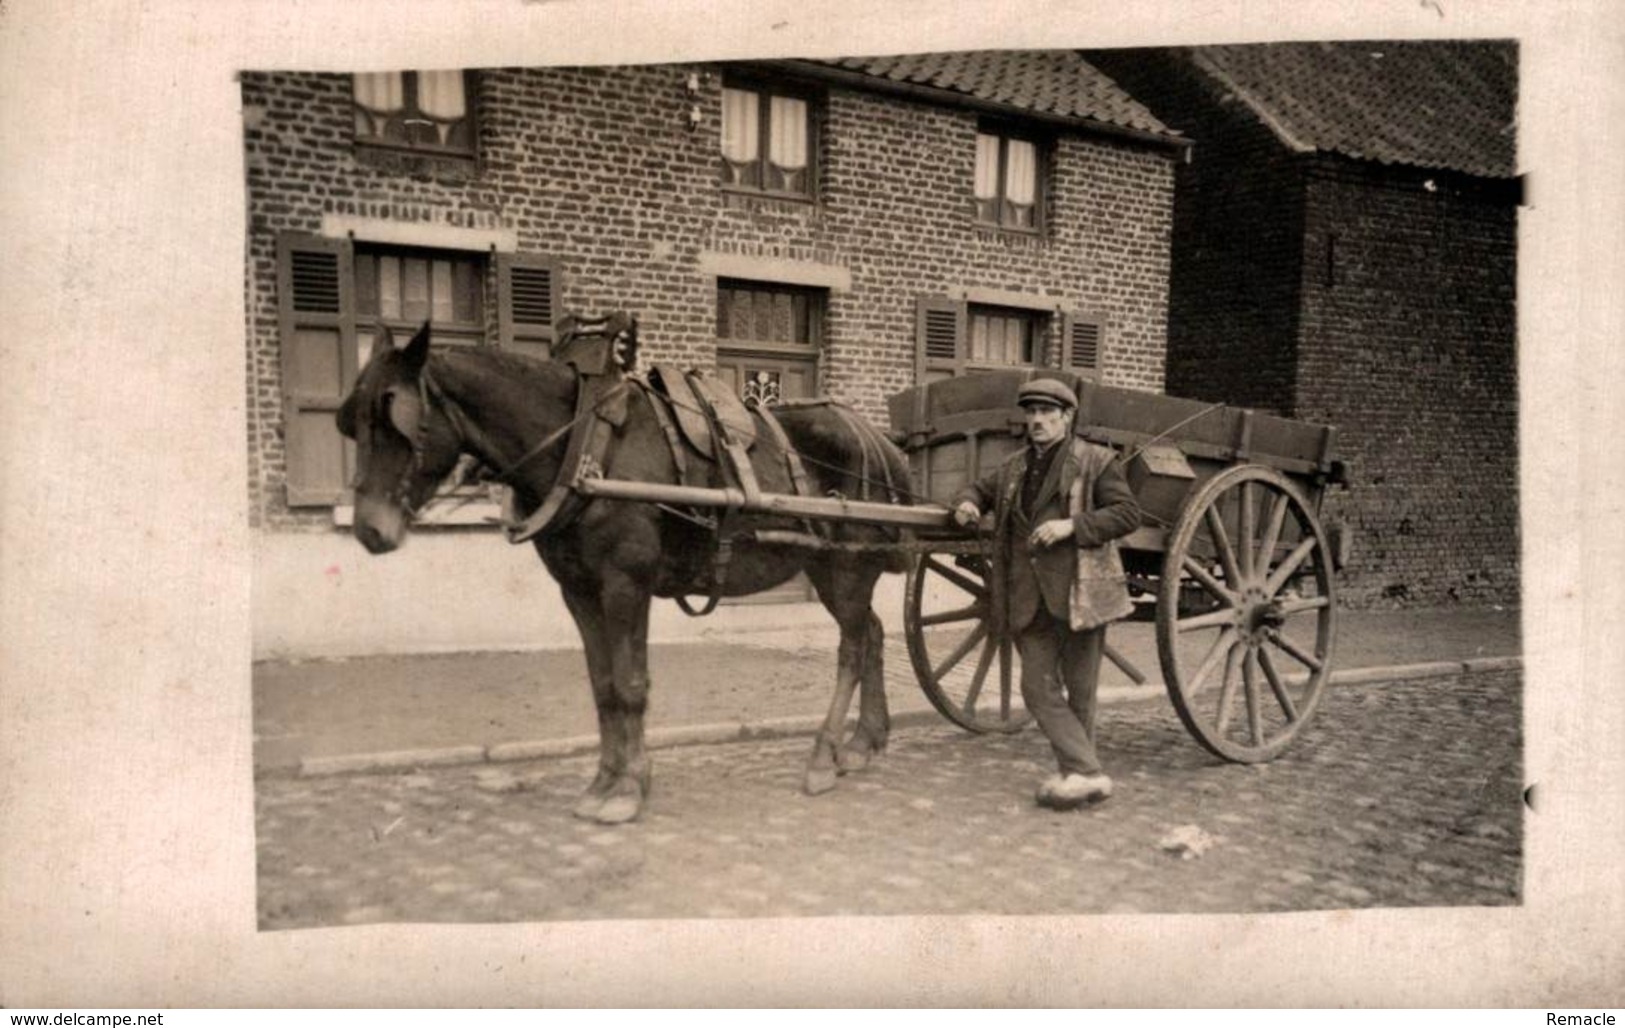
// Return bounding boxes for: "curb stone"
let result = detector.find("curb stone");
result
[1330,661,1464,686]
[300,745,487,777]
[290,656,1521,779]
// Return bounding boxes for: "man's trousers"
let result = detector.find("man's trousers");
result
[1014,607,1106,776]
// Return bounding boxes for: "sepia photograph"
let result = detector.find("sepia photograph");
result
[2,0,1621,1009]
[247,42,1522,927]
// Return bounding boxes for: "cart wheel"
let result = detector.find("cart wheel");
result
[1156,465,1337,763]
[904,547,1030,734]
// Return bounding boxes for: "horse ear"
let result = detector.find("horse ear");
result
[373,324,395,362]
[336,392,357,439]
[401,320,432,376]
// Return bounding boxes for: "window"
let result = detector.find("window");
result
[353,70,476,156]
[275,233,561,507]
[969,307,1039,366]
[716,280,822,350]
[915,296,1104,384]
[720,81,816,198]
[974,127,1044,231]
[355,246,484,346]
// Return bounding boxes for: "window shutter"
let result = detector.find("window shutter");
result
[915,295,966,383]
[276,233,356,507]
[498,253,562,361]
[1062,310,1107,381]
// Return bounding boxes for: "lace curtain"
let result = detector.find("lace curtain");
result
[768,95,807,171]
[1004,138,1037,206]
[416,69,466,121]
[974,133,1001,201]
[354,71,404,114]
[721,88,759,164]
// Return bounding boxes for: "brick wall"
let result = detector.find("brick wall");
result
[1298,160,1519,606]
[1083,50,1303,413]
[243,64,1175,529]
[1081,48,1519,609]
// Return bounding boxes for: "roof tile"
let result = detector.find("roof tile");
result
[1194,41,1517,178]
[809,50,1175,139]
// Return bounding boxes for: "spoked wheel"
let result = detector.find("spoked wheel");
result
[904,546,1029,734]
[1156,465,1338,763]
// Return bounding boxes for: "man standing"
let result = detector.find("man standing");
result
[951,378,1141,810]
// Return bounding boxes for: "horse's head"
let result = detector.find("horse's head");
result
[336,322,464,554]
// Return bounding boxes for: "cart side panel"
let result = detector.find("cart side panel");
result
[892,370,1333,469]
[890,370,1339,511]
[903,410,1028,508]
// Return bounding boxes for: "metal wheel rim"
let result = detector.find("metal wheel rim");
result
[1155,465,1337,762]
[904,547,1031,734]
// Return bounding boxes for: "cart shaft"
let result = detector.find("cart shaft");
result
[574,476,956,529]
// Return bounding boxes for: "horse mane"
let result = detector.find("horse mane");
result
[433,345,557,382]
[424,346,581,412]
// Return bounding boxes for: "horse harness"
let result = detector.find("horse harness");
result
[398,313,897,618]
[640,365,823,616]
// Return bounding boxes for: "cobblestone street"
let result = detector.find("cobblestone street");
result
[256,668,1521,928]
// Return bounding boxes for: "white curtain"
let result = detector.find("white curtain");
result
[974,133,1000,200]
[721,88,759,163]
[1005,138,1037,206]
[416,69,466,120]
[431,261,454,323]
[377,257,401,319]
[768,95,807,170]
[354,71,404,113]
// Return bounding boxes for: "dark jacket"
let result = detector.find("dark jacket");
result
[953,437,1140,632]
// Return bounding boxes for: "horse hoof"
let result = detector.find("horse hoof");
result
[804,767,838,796]
[838,744,875,773]
[572,793,607,821]
[595,793,642,824]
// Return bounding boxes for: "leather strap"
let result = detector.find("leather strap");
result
[505,374,621,544]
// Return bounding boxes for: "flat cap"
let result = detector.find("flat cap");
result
[1017,377,1078,410]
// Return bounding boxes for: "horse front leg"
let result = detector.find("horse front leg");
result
[594,577,654,825]
[805,613,865,796]
[559,585,623,822]
[839,609,890,772]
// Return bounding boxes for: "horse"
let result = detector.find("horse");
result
[335,320,914,824]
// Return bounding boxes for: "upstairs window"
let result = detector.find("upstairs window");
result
[974,127,1043,231]
[353,70,476,156]
[720,81,815,198]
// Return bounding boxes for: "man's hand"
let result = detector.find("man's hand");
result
[1030,518,1075,548]
[953,501,981,528]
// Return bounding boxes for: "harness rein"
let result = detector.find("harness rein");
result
[389,365,627,539]
[380,345,915,616]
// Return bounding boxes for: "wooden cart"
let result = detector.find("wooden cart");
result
[572,353,1349,764]
[887,370,1349,764]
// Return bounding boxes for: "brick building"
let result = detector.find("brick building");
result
[243,52,1184,656]
[1086,42,1520,607]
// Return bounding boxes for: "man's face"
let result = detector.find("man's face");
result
[1023,402,1070,446]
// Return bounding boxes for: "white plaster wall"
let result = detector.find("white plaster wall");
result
[252,530,908,660]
